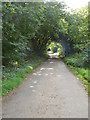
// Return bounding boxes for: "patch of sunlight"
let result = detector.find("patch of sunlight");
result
[30,86,34,88]
[33,81,37,84]
[15,50,18,52]
[13,61,18,65]
[28,66,33,69]
[33,73,37,75]
[40,68,45,71]
[50,62,54,64]
[47,68,54,70]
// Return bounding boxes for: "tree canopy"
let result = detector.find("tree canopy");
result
[2,2,89,68]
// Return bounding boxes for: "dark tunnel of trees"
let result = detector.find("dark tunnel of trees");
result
[2,2,89,67]
[1,2,90,95]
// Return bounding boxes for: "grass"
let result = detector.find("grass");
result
[64,54,89,93]
[1,56,46,96]
[69,66,89,90]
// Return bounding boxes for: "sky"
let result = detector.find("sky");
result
[45,0,89,9]
[61,0,89,9]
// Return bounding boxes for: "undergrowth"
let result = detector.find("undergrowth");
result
[64,53,89,93]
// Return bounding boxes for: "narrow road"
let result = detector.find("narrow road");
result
[2,58,88,118]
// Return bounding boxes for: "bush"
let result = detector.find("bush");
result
[64,53,82,67]
[82,46,90,68]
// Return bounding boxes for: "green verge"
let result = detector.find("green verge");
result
[68,65,89,90]
[63,54,89,94]
[1,56,46,96]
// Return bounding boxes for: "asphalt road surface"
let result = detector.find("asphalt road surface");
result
[2,56,88,118]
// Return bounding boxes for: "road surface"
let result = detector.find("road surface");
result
[2,57,88,118]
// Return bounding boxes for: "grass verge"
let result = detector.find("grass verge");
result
[1,56,46,96]
[63,54,89,94]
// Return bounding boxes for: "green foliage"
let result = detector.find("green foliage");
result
[64,48,90,68]
[82,45,90,67]
[64,53,82,67]
[2,2,65,67]
[2,2,88,67]
[52,47,58,53]
[64,53,89,92]
[47,42,63,53]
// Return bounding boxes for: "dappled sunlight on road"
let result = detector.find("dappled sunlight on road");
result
[32,64,55,78]
[3,58,88,118]
[48,52,59,59]
[30,85,34,88]
[49,61,54,64]
[40,68,45,71]
[32,67,54,77]
[33,73,37,75]
[47,68,54,70]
